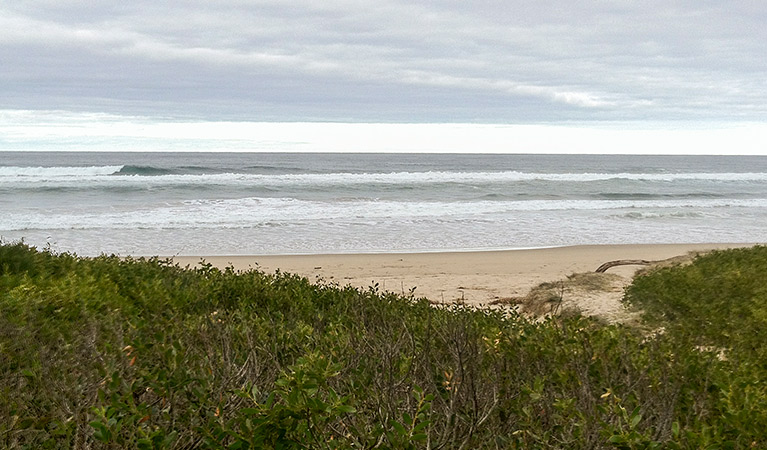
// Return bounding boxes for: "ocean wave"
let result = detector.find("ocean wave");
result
[116,165,173,176]
[0,165,123,177]
[3,168,767,187]
[4,197,766,231]
[243,164,319,174]
[164,170,767,184]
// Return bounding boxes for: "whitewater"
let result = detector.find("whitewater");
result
[1,152,766,255]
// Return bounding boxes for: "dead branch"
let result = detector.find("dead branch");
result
[595,259,657,273]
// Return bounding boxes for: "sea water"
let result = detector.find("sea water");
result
[1,152,766,256]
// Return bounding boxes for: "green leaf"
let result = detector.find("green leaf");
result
[608,434,627,444]
[89,421,111,442]
[413,420,429,433]
[391,420,406,436]
[265,391,276,408]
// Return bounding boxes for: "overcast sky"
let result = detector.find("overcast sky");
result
[1,1,766,153]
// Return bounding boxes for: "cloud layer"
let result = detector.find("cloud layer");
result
[2,1,766,122]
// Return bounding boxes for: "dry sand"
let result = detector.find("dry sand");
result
[172,243,752,322]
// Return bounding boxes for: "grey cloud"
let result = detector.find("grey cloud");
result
[1,1,765,122]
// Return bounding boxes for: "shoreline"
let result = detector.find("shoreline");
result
[171,243,755,307]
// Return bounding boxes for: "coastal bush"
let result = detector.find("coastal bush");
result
[625,245,767,447]
[1,242,766,448]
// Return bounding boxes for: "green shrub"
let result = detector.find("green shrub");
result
[2,242,767,448]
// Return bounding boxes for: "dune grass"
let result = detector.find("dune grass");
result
[1,242,766,448]
[501,272,625,317]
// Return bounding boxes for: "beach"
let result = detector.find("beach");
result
[173,243,752,318]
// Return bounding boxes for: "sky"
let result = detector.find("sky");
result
[1,1,767,153]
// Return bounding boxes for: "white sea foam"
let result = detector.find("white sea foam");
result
[3,197,765,231]
[0,165,124,177]
[3,168,767,190]
[2,153,766,256]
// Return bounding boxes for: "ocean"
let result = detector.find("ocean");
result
[1,152,766,256]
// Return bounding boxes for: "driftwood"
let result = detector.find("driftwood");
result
[595,259,657,273]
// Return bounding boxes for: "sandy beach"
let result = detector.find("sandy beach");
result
[172,243,753,319]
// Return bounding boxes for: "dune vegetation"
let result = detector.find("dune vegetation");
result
[1,242,766,449]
